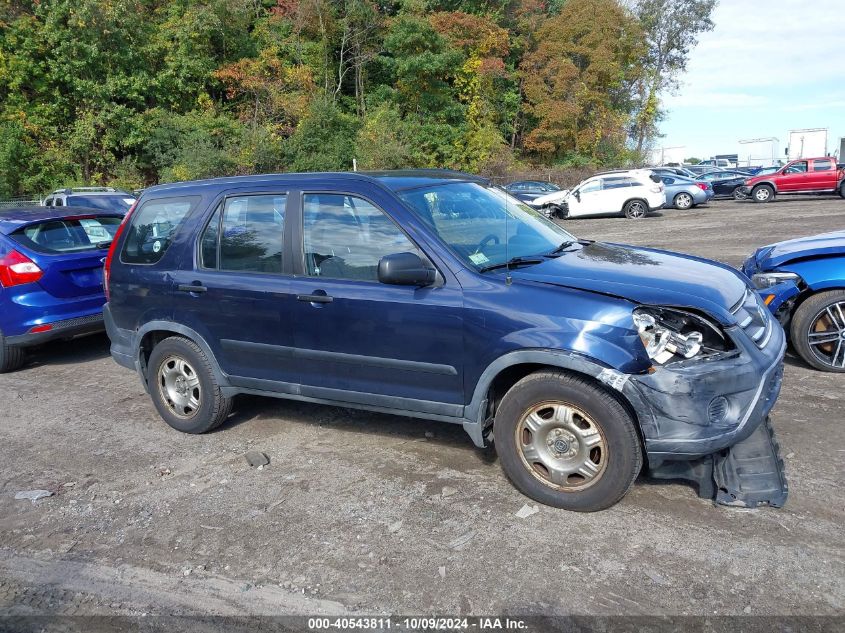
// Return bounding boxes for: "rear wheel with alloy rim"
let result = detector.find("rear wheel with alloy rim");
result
[147,336,233,432]
[791,290,845,372]
[623,199,648,219]
[751,184,774,203]
[673,192,693,210]
[494,370,642,511]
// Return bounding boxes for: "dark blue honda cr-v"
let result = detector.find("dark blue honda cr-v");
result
[104,170,788,511]
[0,206,124,372]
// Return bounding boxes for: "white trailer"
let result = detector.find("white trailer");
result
[737,137,779,167]
[786,128,828,160]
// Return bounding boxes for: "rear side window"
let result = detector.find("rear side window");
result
[200,194,286,273]
[10,216,123,253]
[813,159,834,172]
[121,196,199,265]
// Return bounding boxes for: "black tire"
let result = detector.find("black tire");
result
[790,290,845,372]
[493,370,643,512]
[147,336,233,433]
[623,199,648,219]
[0,332,25,373]
[751,184,774,203]
[732,187,747,201]
[673,192,694,210]
[839,182,845,199]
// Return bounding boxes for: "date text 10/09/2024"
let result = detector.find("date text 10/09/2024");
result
[308,617,528,630]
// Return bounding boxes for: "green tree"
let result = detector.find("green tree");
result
[630,0,717,154]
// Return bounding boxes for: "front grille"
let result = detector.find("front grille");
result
[730,288,772,348]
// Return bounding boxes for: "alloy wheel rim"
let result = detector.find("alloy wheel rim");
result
[158,355,201,418]
[755,188,770,201]
[629,202,646,218]
[678,194,692,209]
[515,401,607,491]
[807,302,845,368]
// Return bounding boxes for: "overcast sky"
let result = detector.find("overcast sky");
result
[658,0,845,162]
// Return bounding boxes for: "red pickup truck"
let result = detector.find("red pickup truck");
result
[741,157,845,202]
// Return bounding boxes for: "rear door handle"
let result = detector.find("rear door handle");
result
[297,293,333,303]
[178,284,208,293]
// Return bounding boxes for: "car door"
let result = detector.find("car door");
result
[568,180,603,217]
[775,161,809,192]
[810,158,836,190]
[287,190,465,416]
[169,192,299,387]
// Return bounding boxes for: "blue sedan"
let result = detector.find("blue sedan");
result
[0,206,125,372]
[659,175,713,210]
[743,230,845,372]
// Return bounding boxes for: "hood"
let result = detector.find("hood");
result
[511,242,748,324]
[532,189,570,206]
[754,230,845,270]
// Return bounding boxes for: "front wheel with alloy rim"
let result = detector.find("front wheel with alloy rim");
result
[623,199,648,219]
[751,184,774,203]
[673,192,693,210]
[732,187,747,200]
[791,290,845,372]
[147,336,233,433]
[493,370,643,511]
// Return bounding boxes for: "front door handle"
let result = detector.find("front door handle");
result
[178,284,208,293]
[297,293,333,303]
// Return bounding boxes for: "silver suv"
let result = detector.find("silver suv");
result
[42,187,136,213]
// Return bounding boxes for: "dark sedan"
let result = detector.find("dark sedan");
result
[503,180,561,207]
[697,170,753,199]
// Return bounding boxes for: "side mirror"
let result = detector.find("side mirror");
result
[573,190,581,201]
[378,252,437,287]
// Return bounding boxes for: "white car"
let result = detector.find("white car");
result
[532,171,665,220]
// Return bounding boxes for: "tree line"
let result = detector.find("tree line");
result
[0,0,715,197]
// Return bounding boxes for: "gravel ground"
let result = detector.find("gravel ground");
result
[0,195,843,622]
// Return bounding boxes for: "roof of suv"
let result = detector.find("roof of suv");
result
[0,206,116,235]
[140,170,489,197]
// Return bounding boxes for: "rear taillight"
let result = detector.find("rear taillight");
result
[104,201,137,301]
[696,182,709,190]
[0,249,43,287]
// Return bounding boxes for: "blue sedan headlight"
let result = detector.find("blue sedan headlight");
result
[750,272,800,289]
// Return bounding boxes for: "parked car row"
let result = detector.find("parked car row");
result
[2,168,841,513]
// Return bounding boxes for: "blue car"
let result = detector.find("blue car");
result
[743,231,845,372]
[0,206,125,372]
[104,170,787,511]
[658,174,713,210]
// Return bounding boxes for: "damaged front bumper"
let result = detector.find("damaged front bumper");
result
[618,321,788,507]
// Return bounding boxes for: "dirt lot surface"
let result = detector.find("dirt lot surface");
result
[1,195,843,623]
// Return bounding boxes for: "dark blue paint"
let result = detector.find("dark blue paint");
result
[105,171,783,461]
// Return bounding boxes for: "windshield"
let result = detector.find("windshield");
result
[398,181,576,271]
[67,195,135,212]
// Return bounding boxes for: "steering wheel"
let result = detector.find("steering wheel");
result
[477,233,500,251]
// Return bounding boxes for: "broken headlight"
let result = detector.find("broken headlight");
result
[750,272,800,289]
[633,307,731,365]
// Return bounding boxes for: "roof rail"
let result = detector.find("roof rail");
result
[51,186,118,195]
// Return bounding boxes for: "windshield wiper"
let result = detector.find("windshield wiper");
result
[547,240,576,256]
[478,256,544,274]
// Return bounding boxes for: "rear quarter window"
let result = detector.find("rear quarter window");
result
[121,196,200,265]
[10,216,123,254]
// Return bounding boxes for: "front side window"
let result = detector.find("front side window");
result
[813,159,834,172]
[200,195,286,273]
[785,161,808,174]
[579,180,602,194]
[399,182,575,272]
[121,196,199,265]
[11,216,123,253]
[303,194,420,282]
